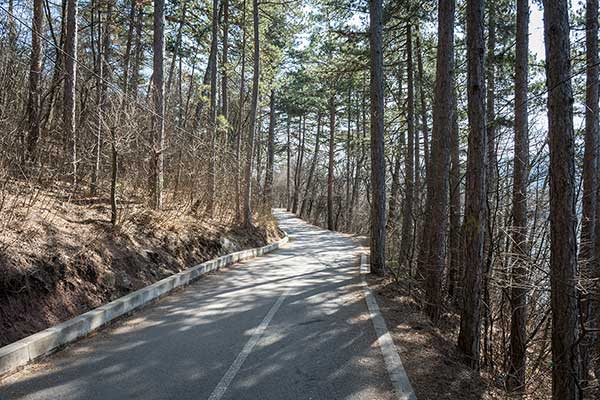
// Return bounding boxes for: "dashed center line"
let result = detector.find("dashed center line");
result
[207,287,291,400]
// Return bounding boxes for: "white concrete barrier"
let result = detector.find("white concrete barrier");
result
[0,233,289,377]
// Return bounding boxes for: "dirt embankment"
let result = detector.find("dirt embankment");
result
[0,186,282,347]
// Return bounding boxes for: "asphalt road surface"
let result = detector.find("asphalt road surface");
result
[0,211,398,400]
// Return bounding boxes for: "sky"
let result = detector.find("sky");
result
[529,2,546,60]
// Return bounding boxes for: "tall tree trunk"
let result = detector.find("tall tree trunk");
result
[423,0,455,321]
[221,0,229,123]
[92,0,112,196]
[41,0,67,133]
[63,0,78,189]
[416,32,429,184]
[264,90,275,209]
[458,0,487,369]
[543,0,581,397]
[345,85,352,230]
[193,4,224,131]
[256,115,264,189]
[368,0,386,275]
[580,0,599,388]
[399,24,415,271]
[387,151,401,233]
[90,2,103,196]
[506,0,529,392]
[301,113,322,218]
[166,0,187,96]
[121,0,137,94]
[293,116,305,214]
[482,3,497,370]
[206,0,219,217]
[7,0,15,50]
[130,2,143,99]
[286,115,291,211]
[26,0,44,162]
[235,0,246,219]
[448,90,461,299]
[327,94,336,230]
[243,0,259,226]
[152,0,165,210]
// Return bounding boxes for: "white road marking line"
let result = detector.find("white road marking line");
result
[207,288,290,400]
[360,254,417,400]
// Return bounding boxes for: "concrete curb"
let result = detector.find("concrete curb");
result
[0,233,289,377]
[360,255,417,400]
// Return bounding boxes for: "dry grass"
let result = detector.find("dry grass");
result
[0,180,282,346]
[367,276,515,400]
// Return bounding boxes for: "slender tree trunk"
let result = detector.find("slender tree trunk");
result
[328,94,336,230]
[264,90,275,209]
[7,0,15,50]
[121,0,137,94]
[235,0,246,219]
[293,116,305,214]
[41,0,66,133]
[243,0,259,226]
[345,85,352,230]
[152,0,165,210]
[193,4,224,131]
[90,2,103,196]
[423,0,455,321]
[416,32,429,184]
[166,0,187,96]
[369,0,386,275]
[26,0,44,162]
[110,126,118,226]
[256,115,264,190]
[222,0,229,123]
[387,151,401,233]
[482,3,497,371]
[286,115,291,211]
[506,0,529,392]
[458,0,487,369]
[448,90,461,298]
[543,0,581,397]
[206,0,219,217]
[63,0,78,189]
[580,0,599,388]
[130,2,143,99]
[399,24,415,271]
[301,113,322,218]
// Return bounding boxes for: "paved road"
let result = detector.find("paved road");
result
[0,211,396,400]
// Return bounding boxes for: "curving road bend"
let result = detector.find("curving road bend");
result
[0,210,398,400]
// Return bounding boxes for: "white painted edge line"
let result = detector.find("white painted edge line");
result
[207,287,291,400]
[0,232,289,378]
[360,254,417,400]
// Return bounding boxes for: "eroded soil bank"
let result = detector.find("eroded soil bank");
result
[0,187,282,347]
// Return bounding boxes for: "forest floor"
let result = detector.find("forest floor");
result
[0,180,282,347]
[367,276,511,400]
